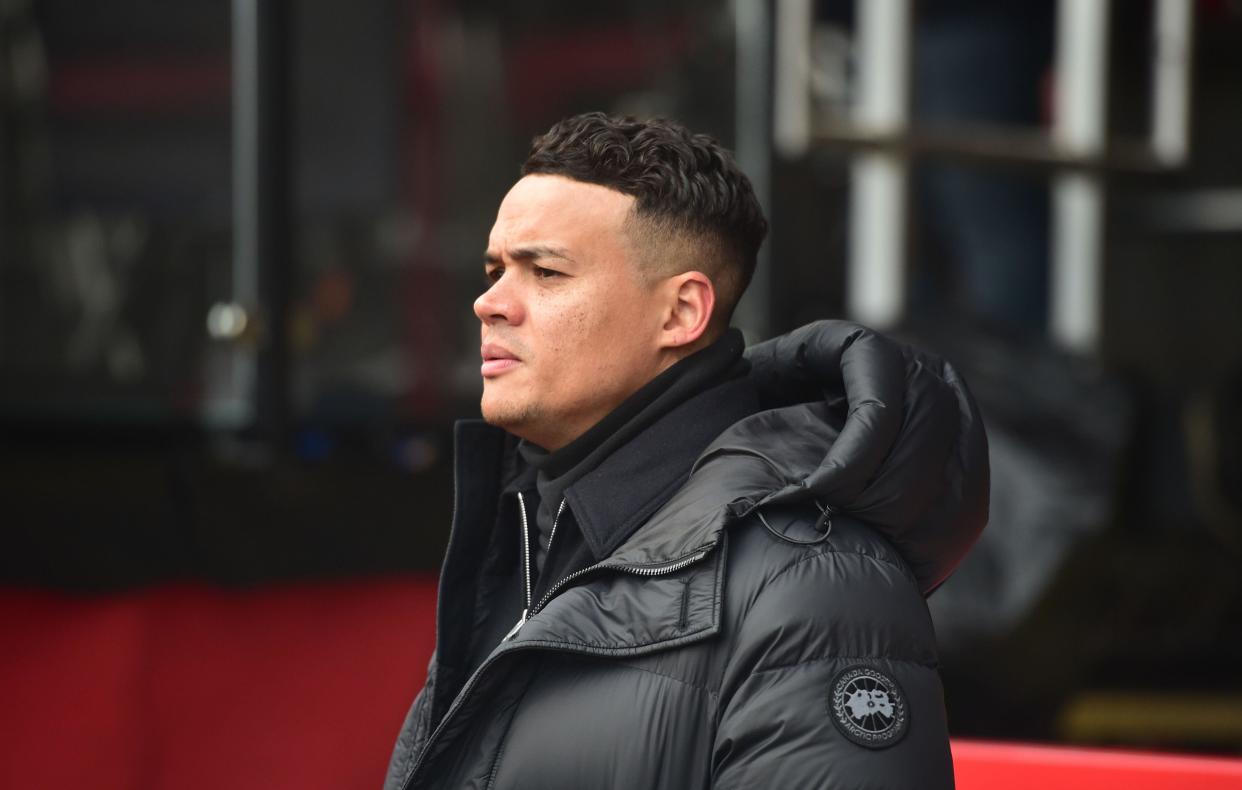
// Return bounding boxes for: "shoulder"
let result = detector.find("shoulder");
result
[719,506,939,670]
[709,509,955,789]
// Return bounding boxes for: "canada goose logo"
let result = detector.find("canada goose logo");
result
[829,666,909,749]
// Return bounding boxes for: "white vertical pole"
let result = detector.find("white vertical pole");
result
[732,0,772,339]
[850,156,907,327]
[854,0,910,133]
[772,0,813,158]
[1152,0,1194,166]
[1051,0,1110,353]
[848,0,911,329]
[1051,173,1105,350]
[202,0,261,427]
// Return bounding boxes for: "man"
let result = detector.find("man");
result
[385,112,988,789]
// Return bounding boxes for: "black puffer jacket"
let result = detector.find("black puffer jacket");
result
[385,321,989,790]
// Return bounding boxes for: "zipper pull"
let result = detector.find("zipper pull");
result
[504,608,528,641]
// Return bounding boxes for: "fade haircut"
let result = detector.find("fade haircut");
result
[521,112,768,331]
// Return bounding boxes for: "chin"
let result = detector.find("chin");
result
[480,394,535,434]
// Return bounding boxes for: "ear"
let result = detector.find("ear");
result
[657,271,715,350]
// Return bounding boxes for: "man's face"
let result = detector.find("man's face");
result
[475,174,669,450]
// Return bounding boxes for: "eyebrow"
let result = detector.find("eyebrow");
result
[483,244,575,266]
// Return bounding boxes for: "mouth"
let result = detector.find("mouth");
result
[480,342,522,378]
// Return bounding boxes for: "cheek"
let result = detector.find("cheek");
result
[535,270,657,362]
[548,288,650,373]
[543,301,602,371]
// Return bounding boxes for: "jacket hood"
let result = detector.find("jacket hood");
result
[738,321,989,594]
[613,321,989,596]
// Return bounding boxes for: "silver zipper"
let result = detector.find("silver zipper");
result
[510,493,566,640]
[619,552,709,576]
[546,498,567,554]
[402,543,715,790]
[525,547,712,624]
[517,492,533,610]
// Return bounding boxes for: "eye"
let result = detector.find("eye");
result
[533,265,562,279]
[484,266,503,285]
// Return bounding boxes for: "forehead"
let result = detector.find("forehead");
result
[488,175,634,254]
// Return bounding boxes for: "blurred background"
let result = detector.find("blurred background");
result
[2,0,1241,788]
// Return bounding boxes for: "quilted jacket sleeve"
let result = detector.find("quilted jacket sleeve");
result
[711,527,955,789]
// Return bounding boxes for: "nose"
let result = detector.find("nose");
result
[474,274,524,327]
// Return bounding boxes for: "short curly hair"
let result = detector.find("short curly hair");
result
[522,112,768,330]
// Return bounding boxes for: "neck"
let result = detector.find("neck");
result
[519,328,745,463]
[531,334,727,451]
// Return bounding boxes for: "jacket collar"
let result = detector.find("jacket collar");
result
[564,374,760,561]
[447,378,778,655]
[505,435,790,652]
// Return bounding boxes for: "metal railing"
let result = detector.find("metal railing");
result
[766,0,1195,354]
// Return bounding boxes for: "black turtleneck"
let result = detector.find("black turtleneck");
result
[517,329,749,579]
[516,327,740,573]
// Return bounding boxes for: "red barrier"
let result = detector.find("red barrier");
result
[953,738,1242,789]
[0,590,146,790]
[4,581,1241,789]
[0,579,438,790]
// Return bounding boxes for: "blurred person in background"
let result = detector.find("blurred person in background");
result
[911,0,1054,336]
[384,112,989,789]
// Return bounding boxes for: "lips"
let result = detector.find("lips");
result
[480,342,522,378]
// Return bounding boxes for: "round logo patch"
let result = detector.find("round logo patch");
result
[829,666,909,749]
